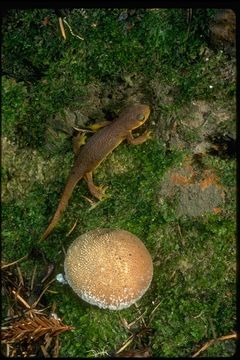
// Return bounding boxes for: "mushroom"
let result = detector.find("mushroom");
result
[64,228,153,310]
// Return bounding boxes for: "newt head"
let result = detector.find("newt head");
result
[119,103,151,130]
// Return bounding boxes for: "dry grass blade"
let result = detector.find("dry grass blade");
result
[2,313,75,344]
[41,263,55,284]
[16,264,24,287]
[40,344,50,357]
[192,332,236,357]
[1,254,28,269]
[81,194,96,206]
[72,126,93,133]
[115,348,151,357]
[66,220,78,237]
[148,300,163,325]
[31,278,56,308]
[115,335,134,355]
[30,265,37,291]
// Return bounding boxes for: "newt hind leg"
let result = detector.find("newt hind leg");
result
[84,172,108,200]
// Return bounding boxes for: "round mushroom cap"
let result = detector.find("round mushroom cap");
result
[64,228,153,310]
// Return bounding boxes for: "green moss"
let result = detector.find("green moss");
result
[2,8,235,357]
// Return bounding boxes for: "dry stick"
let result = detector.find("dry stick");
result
[192,332,236,358]
[12,290,31,309]
[58,17,66,40]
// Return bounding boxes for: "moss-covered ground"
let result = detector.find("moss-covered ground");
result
[2,8,236,357]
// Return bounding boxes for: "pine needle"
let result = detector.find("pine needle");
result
[58,17,66,40]
[192,332,236,357]
[66,220,78,237]
[1,254,28,269]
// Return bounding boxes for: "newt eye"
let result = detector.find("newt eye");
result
[137,113,145,121]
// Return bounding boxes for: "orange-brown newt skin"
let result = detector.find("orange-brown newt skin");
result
[39,104,151,241]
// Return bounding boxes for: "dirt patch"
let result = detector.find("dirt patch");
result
[158,156,225,217]
[209,9,236,55]
[165,97,236,158]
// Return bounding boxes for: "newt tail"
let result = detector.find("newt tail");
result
[39,174,81,242]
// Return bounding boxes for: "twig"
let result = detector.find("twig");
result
[12,290,31,309]
[192,332,236,357]
[58,17,66,40]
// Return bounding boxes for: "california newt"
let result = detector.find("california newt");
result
[39,103,151,241]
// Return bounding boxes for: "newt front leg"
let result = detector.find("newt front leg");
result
[127,130,152,145]
[72,132,87,156]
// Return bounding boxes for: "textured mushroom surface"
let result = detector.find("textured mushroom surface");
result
[64,228,153,310]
